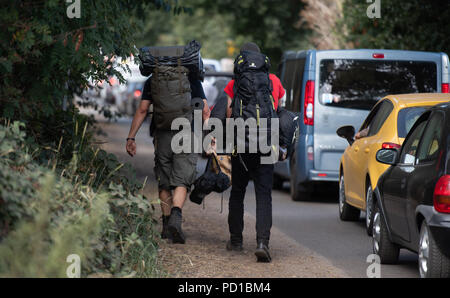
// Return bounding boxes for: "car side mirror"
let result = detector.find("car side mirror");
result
[376,149,399,165]
[336,125,355,145]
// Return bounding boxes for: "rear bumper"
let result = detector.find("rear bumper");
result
[309,169,339,182]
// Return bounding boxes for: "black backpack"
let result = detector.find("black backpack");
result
[231,50,276,153]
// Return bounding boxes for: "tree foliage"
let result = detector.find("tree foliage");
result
[137,0,310,66]
[0,0,190,277]
[135,7,243,60]
[196,0,309,65]
[0,0,187,125]
[341,0,450,51]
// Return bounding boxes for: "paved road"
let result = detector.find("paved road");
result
[241,181,419,278]
[101,119,419,278]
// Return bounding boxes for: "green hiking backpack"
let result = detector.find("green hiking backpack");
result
[139,41,204,131]
[150,65,192,130]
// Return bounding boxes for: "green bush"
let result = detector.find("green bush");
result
[0,121,161,277]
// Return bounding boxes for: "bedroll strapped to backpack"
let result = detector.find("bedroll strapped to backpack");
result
[231,50,276,153]
[139,40,204,80]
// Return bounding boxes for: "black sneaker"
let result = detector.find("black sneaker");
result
[255,243,271,263]
[168,209,185,244]
[161,216,172,240]
[226,240,243,252]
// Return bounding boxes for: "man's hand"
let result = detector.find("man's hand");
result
[126,139,137,157]
[202,99,210,121]
[126,100,150,157]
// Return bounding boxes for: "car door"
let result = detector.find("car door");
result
[355,100,394,202]
[382,117,428,241]
[345,101,392,205]
[406,111,445,244]
[345,104,380,205]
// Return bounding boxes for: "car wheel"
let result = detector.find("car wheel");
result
[289,158,311,201]
[339,174,360,221]
[372,205,399,264]
[273,175,284,190]
[290,180,312,201]
[366,184,375,236]
[418,221,450,278]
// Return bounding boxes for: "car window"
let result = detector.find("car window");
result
[367,100,394,136]
[290,58,306,113]
[416,112,445,164]
[281,60,296,109]
[400,121,427,164]
[359,101,383,131]
[319,59,437,110]
[397,107,428,138]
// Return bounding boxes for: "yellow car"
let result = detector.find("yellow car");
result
[337,93,450,235]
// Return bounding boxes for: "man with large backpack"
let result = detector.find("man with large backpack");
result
[224,42,285,262]
[126,42,210,244]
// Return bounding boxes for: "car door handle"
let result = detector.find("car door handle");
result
[364,148,370,153]
[401,178,406,189]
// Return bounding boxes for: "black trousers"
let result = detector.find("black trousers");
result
[228,154,273,246]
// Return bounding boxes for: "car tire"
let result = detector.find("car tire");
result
[339,174,360,221]
[291,180,312,201]
[418,221,450,278]
[273,175,284,190]
[366,184,375,236]
[289,157,312,201]
[372,205,400,264]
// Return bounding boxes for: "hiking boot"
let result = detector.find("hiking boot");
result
[161,215,172,240]
[255,242,271,263]
[168,208,185,244]
[226,240,243,252]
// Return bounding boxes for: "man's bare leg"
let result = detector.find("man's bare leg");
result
[172,186,187,209]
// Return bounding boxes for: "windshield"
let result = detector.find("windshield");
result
[319,59,437,110]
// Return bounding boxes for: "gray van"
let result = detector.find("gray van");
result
[274,49,450,201]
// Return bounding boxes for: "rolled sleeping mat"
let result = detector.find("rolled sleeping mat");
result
[191,97,204,111]
[139,40,204,80]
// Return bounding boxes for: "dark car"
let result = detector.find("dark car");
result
[373,101,450,278]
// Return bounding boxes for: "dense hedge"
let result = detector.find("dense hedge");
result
[0,120,162,277]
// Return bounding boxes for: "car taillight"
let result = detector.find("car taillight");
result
[134,90,142,98]
[382,142,401,149]
[442,83,449,93]
[434,175,450,213]
[373,53,385,59]
[303,80,315,126]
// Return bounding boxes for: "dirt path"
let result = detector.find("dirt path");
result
[97,120,348,278]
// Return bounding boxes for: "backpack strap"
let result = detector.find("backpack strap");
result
[177,58,182,92]
[155,58,160,94]
[269,76,275,110]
